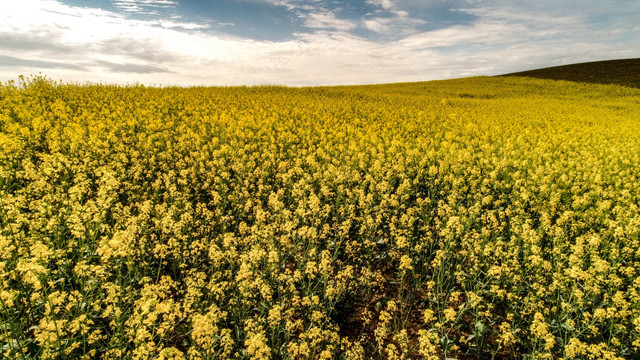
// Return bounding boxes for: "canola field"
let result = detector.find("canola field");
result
[1,75,640,359]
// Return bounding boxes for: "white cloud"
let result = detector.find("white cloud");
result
[155,20,209,30]
[260,0,314,11]
[364,18,390,32]
[1,0,639,86]
[363,10,426,35]
[113,0,177,15]
[398,22,522,49]
[367,0,395,10]
[303,12,357,32]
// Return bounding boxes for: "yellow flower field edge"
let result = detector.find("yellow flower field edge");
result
[1,75,640,359]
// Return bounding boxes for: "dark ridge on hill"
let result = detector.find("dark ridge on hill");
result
[499,58,640,89]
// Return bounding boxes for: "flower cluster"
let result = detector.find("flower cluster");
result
[1,75,639,358]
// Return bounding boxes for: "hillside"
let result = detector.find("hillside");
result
[500,58,640,88]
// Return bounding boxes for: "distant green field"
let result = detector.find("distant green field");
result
[1,75,640,359]
[501,58,640,89]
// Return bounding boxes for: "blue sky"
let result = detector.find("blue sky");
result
[1,0,639,85]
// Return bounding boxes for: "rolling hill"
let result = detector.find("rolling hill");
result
[500,58,640,88]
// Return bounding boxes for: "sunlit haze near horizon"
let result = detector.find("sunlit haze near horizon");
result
[2,0,640,86]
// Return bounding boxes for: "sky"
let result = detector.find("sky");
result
[1,0,639,86]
